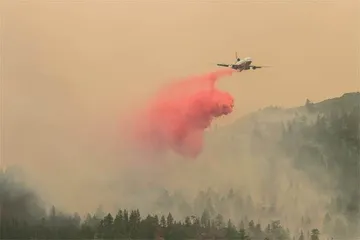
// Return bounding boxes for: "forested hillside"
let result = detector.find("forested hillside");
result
[204,92,360,238]
[1,92,359,239]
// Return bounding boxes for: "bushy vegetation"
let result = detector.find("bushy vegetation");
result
[0,203,320,240]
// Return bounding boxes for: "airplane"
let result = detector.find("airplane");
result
[217,52,269,72]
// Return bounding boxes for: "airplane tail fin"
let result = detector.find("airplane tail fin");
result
[235,52,240,61]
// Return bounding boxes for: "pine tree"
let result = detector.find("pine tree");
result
[310,229,320,240]
[298,230,305,240]
[160,215,166,228]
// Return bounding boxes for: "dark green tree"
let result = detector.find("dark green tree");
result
[239,228,250,240]
[102,213,114,239]
[200,209,211,229]
[225,219,238,239]
[298,230,304,240]
[310,229,320,240]
[160,215,166,228]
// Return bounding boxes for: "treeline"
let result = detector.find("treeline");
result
[1,95,359,239]
[0,206,322,240]
[281,101,360,237]
[282,103,359,219]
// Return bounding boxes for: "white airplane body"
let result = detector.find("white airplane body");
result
[217,52,269,72]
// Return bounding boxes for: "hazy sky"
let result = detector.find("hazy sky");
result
[0,0,359,214]
[2,0,359,115]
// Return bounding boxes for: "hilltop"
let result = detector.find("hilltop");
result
[208,92,360,138]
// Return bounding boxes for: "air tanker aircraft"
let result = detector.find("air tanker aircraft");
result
[217,52,270,72]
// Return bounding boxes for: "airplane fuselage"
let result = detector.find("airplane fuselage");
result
[232,57,252,71]
[217,55,266,71]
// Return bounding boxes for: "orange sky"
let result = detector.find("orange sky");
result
[2,0,359,117]
[0,0,359,214]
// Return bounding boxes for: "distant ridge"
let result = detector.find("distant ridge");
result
[211,92,360,136]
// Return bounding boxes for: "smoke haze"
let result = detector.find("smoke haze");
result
[1,0,359,235]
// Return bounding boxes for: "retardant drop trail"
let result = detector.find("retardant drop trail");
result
[126,68,236,159]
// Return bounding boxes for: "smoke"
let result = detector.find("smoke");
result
[123,69,236,158]
[2,2,358,238]
[0,167,46,224]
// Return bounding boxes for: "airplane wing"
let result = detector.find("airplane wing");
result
[250,65,271,69]
[217,63,232,67]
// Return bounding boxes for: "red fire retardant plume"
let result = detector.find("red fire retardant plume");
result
[128,68,236,159]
